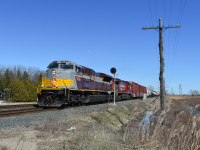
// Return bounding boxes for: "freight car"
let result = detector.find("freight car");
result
[37,60,147,107]
[147,90,157,97]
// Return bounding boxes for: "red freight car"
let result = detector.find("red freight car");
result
[135,83,139,97]
[131,82,137,97]
[144,86,147,94]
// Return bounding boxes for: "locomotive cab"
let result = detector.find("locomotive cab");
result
[37,60,81,107]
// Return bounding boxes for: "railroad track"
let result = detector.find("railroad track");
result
[0,107,57,118]
[0,101,110,118]
[0,104,39,110]
[0,99,140,119]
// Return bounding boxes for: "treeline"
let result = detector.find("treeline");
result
[189,90,200,96]
[0,65,44,102]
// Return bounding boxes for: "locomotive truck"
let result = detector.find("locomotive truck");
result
[37,60,147,107]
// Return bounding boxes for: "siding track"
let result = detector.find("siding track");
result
[0,104,39,110]
[0,107,57,118]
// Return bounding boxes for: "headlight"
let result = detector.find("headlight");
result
[41,85,44,87]
[53,70,56,75]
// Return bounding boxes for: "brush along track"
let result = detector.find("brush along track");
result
[0,104,39,110]
[0,107,58,118]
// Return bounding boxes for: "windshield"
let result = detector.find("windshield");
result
[60,64,73,69]
[48,63,58,68]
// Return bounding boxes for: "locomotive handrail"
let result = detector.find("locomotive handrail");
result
[37,82,42,95]
[62,79,67,96]
[40,77,74,89]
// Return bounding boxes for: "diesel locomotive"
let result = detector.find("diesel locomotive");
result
[37,60,147,107]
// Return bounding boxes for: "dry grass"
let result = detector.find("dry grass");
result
[35,112,136,149]
[166,95,200,100]
[34,101,151,150]
[0,145,8,150]
[122,97,200,149]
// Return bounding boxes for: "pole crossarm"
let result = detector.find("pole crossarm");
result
[142,26,181,30]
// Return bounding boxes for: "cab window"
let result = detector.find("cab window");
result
[60,64,73,69]
[76,66,82,73]
[48,63,58,68]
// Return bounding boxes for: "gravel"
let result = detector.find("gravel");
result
[0,99,141,130]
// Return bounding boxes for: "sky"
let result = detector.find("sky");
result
[0,0,199,95]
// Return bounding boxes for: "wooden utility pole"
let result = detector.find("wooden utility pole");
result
[142,18,181,111]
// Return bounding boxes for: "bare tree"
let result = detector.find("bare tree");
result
[189,90,194,96]
[148,85,155,91]
[0,64,44,83]
[194,90,199,96]
[0,65,6,77]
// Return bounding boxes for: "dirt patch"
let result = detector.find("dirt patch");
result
[0,129,40,150]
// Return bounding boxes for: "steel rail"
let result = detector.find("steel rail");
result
[0,104,39,110]
[0,107,57,118]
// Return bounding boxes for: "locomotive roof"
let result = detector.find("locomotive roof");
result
[48,60,82,68]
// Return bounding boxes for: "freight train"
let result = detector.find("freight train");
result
[37,60,147,107]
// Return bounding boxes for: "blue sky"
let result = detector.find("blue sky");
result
[0,0,199,94]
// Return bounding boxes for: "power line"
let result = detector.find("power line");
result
[163,0,165,25]
[166,0,173,88]
[180,0,187,24]
[155,0,158,24]
[171,0,183,67]
[163,0,167,91]
[149,0,159,65]
[177,0,183,23]
[169,0,186,86]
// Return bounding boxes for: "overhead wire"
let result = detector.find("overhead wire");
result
[173,0,187,75]
[169,0,182,86]
[163,0,166,86]
[180,0,186,24]
[163,0,166,45]
[149,0,159,66]
[167,0,173,88]
[168,0,186,93]
[169,0,185,86]
[155,0,158,24]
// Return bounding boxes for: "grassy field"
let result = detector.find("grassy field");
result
[166,95,200,99]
